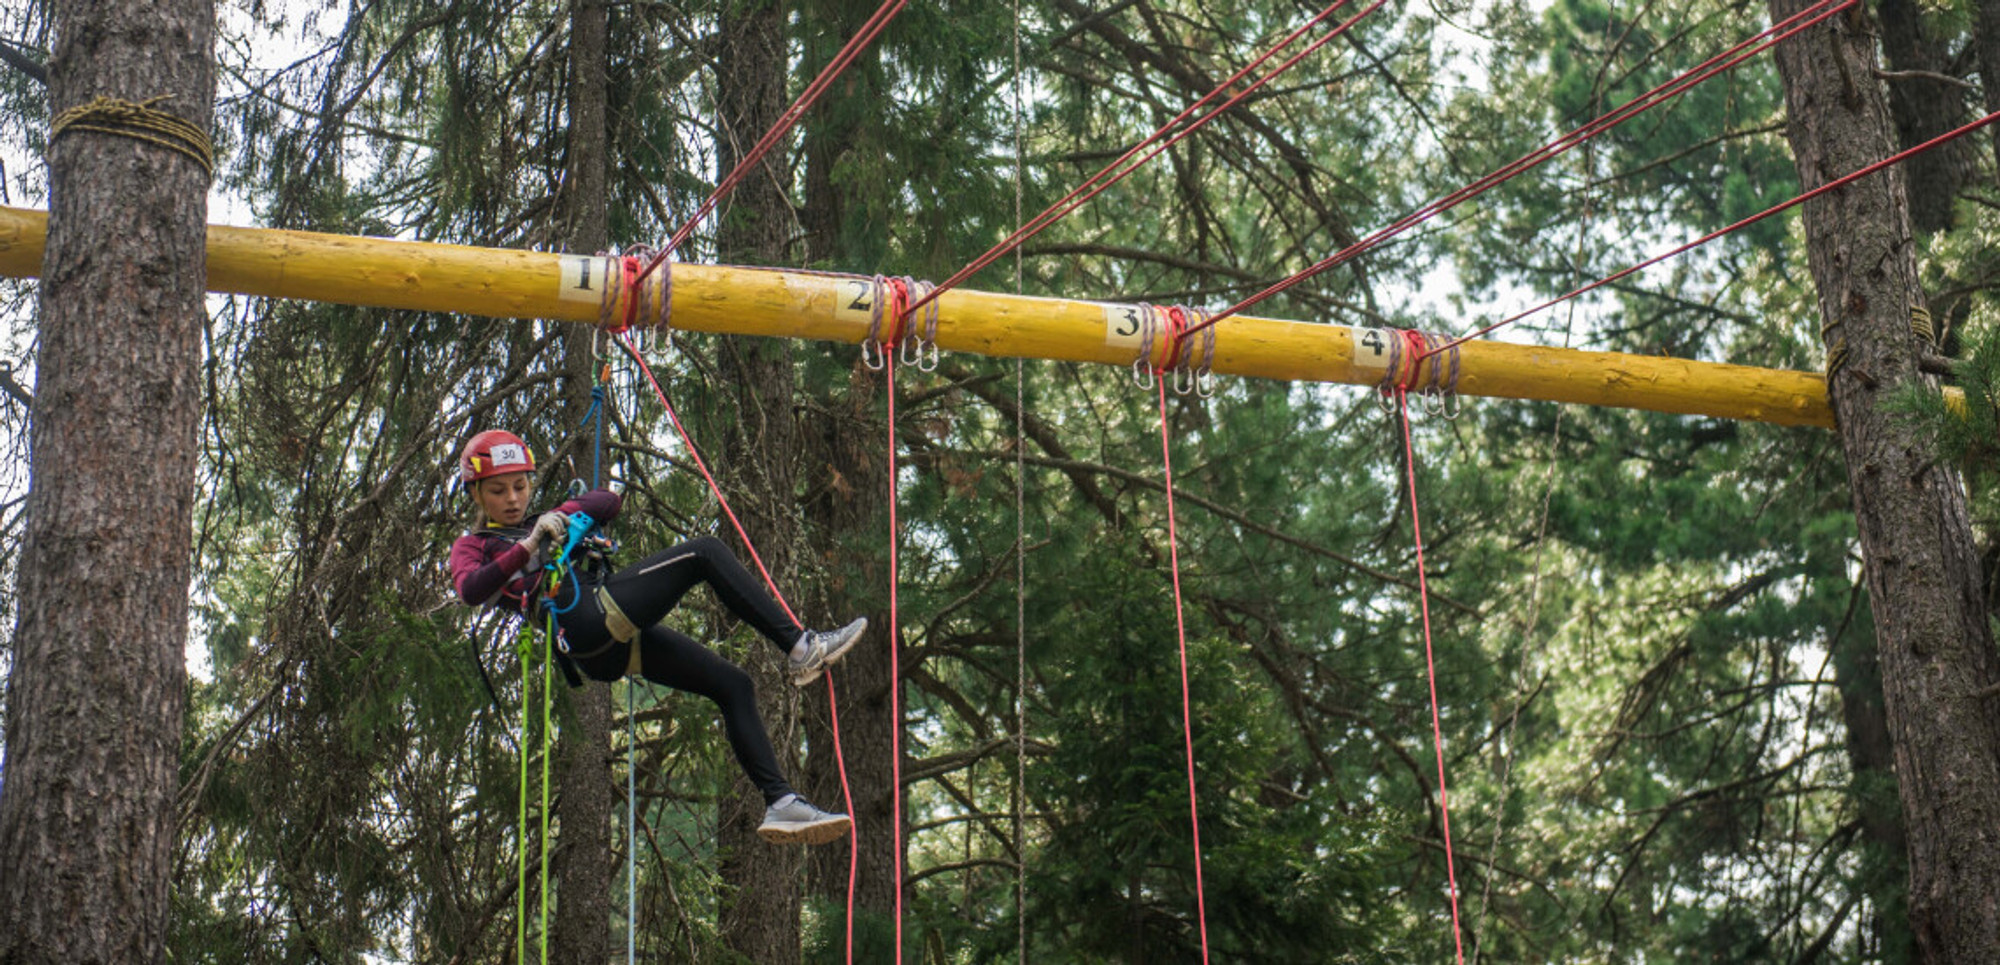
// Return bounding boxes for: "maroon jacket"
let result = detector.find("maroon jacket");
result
[450,488,622,613]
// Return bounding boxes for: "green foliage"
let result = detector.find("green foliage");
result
[3,0,1970,959]
[1887,314,2000,541]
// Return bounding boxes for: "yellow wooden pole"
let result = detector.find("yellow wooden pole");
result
[0,204,1838,428]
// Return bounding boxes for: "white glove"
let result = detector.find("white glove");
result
[526,511,569,549]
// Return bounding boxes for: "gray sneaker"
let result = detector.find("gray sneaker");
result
[789,617,868,685]
[757,794,852,845]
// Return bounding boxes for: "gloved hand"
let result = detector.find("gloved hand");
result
[525,511,570,550]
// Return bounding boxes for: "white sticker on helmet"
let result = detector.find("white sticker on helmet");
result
[491,443,528,467]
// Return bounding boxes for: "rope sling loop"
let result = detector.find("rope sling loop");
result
[51,95,214,176]
[1372,328,1463,417]
[860,275,943,371]
[1129,303,1219,396]
[594,248,674,338]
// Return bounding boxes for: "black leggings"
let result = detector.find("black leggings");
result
[557,536,806,804]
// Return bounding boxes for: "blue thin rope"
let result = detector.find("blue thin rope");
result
[586,384,605,489]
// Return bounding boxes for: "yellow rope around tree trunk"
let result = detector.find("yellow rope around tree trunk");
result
[51,95,213,176]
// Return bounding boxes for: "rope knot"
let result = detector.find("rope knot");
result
[861,275,942,371]
[1374,328,1462,417]
[1130,303,1217,397]
[594,249,674,338]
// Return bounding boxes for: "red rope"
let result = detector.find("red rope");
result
[884,356,907,964]
[1395,374,1466,965]
[617,255,640,332]
[902,0,1383,321]
[637,0,911,283]
[1171,0,1856,352]
[1151,306,1211,961]
[612,333,862,963]
[1418,106,2000,362]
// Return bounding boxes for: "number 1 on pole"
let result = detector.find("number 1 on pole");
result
[558,254,610,304]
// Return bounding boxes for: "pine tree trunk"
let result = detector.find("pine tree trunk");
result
[800,377,899,945]
[714,1,806,958]
[549,8,617,960]
[799,47,902,946]
[0,1,213,961]
[1767,4,2000,958]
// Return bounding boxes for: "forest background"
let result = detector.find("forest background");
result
[2,0,1998,961]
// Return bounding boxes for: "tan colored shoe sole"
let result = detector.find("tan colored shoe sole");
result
[758,815,852,846]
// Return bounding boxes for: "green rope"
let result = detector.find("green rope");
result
[512,607,559,965]
[516,617,535,964]
[538,609,557,965]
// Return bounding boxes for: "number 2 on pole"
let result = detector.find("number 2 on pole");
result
[833,278,875,324]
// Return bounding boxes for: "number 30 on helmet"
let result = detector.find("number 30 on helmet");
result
[459,429,535,484]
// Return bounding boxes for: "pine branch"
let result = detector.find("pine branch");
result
[0,36,46,86]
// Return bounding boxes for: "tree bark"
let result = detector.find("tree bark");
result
[0,1,213,962]
[800,382,900,949]
[1875,0,1970,234]
[549,6,615,962]
[714,1,806,959]
[1975,0,2000,173]
[1768,4,2000,959]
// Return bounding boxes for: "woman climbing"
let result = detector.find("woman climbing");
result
[449,429,865,845]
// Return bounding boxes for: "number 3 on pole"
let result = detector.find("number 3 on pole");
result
[1104,303,1145,350]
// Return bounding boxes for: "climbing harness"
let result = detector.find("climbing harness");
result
[505,365,632,965]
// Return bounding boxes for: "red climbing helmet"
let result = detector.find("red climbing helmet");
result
[459,429,535,484]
